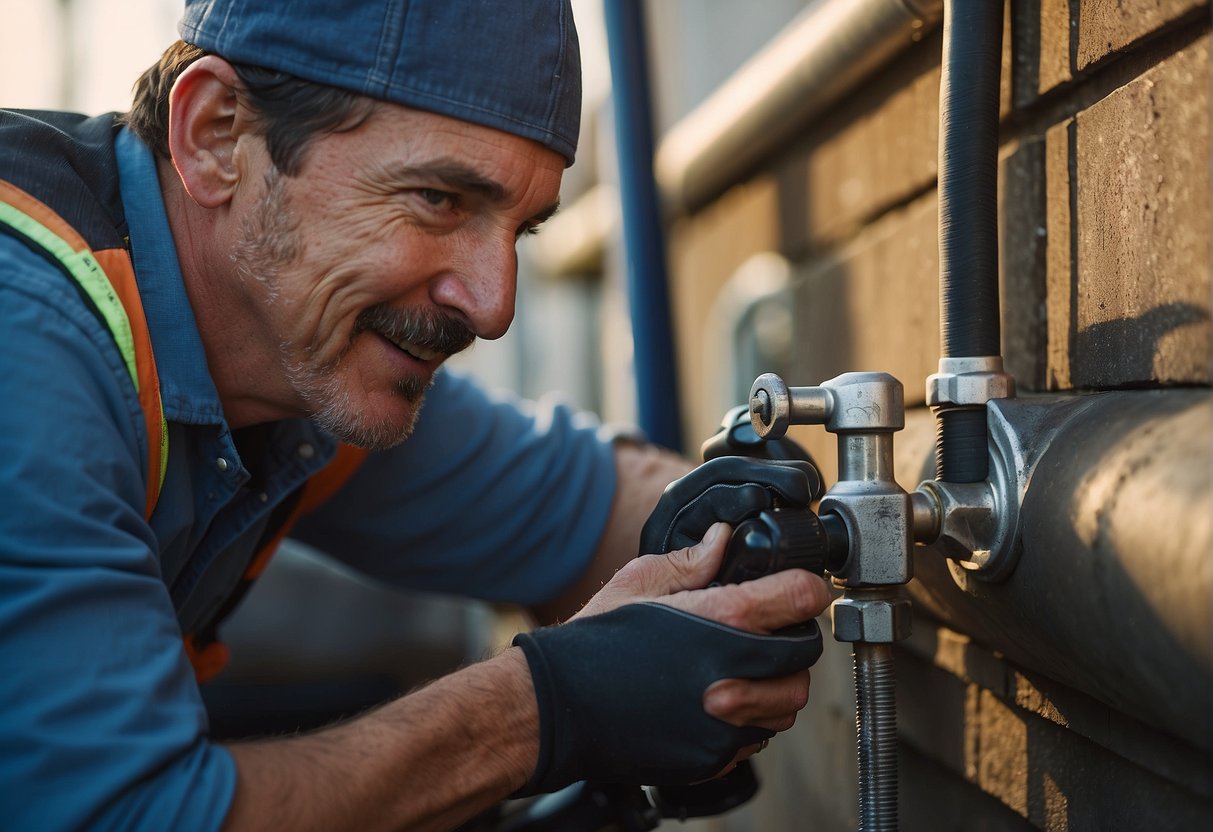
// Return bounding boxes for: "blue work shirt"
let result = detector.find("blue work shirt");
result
[0,125,616,830]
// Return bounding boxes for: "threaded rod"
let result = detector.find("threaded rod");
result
[854,643,898,831]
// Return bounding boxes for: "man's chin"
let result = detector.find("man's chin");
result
[316,391,427,451]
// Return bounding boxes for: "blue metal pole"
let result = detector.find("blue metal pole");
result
[603,0,683,451]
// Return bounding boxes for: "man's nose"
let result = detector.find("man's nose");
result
[430,236,518,341]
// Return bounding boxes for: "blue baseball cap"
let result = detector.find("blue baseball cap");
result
[179,0,581,165]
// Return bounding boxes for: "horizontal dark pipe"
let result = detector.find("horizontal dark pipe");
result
[904,391,1213,749]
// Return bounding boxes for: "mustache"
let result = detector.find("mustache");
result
[353,304,477,357]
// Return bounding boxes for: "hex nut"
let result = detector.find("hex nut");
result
[926,370,1015,407]
[831,596,913,643]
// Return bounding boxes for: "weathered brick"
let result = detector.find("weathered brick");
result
[902,742,1039,832]
[971,687,1211,829]
[1044,118,1075,389]
[1042,38,1211,390]
[895,618,1213,829]
[1011,0,1210,110]
[1076,0,1208,71]
[972,690,1032,818]
[668,176,782,446]
[789,191,941,406]
[1071,36,1211,387]
[779,30,942,255]
[1011,0,1075,105]
[1000,135,1049,390]
[898,645,970,773]
[1012,0,1206,105]
[1043,0,1076,93]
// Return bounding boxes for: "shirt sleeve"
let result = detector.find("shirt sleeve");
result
[291,369,619,607]
[0,247,235,831]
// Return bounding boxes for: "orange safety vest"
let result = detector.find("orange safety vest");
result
[0,178,366,683]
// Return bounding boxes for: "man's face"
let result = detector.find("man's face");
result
[229,104,564,448]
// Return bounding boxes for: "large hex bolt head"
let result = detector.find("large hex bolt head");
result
[831,595,913,643]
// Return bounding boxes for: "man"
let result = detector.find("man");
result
[0,1,829,829]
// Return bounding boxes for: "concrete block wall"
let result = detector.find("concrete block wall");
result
[665,2,1211,829]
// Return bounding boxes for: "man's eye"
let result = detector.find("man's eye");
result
[418,188,454,208]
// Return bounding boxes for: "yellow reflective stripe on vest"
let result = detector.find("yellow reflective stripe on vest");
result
[0,197,167,511]
[0,201,140,389]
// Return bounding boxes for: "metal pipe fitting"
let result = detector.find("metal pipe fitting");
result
[749,371,914,829]
[839,434,895,483]
[749,372,914,590]
[926,355,1014,485]
[910,489,940,542]
[909,393,1085,583]
[749,371,905,440]
[925,355,1015,409]
[749,373,834,439]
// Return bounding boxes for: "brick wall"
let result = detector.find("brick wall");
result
[665,2,1211,829]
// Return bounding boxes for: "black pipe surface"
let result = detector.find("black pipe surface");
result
[935,0,1004,484]
[937,0,1003,359]
[935,408,988,482]
[905,391,1213,751]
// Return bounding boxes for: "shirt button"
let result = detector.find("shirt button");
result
[216,457,229,472]
[297,443,315,460]
[258,492,269,503]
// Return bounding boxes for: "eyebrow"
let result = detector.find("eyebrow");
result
[386,160,561,224]
[406,161,506,201]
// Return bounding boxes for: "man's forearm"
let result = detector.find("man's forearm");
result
[530,441,693,624]
[222,648,537,832]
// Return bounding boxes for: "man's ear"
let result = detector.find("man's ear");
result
[167,55,256,209]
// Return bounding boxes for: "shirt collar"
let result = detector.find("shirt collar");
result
[114,126,225,425]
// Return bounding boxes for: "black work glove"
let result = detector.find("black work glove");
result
[512,601,823,796]
[700,405,822,470]
[639,456,821,556]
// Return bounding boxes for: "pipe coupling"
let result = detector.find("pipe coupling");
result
[926,356,1015,408]
[820,482,914,587]
[914,479,1011,577]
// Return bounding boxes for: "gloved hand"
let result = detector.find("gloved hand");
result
[700,404,822,471]
[512,525,828,796]
[513,602,820,794]
[639,456,821,555]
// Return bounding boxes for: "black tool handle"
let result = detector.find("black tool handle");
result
[717,507,848,584]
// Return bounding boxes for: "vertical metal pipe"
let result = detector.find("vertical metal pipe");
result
[838,434,895,482]
[603,0,683,451]
[854,643,898,831]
